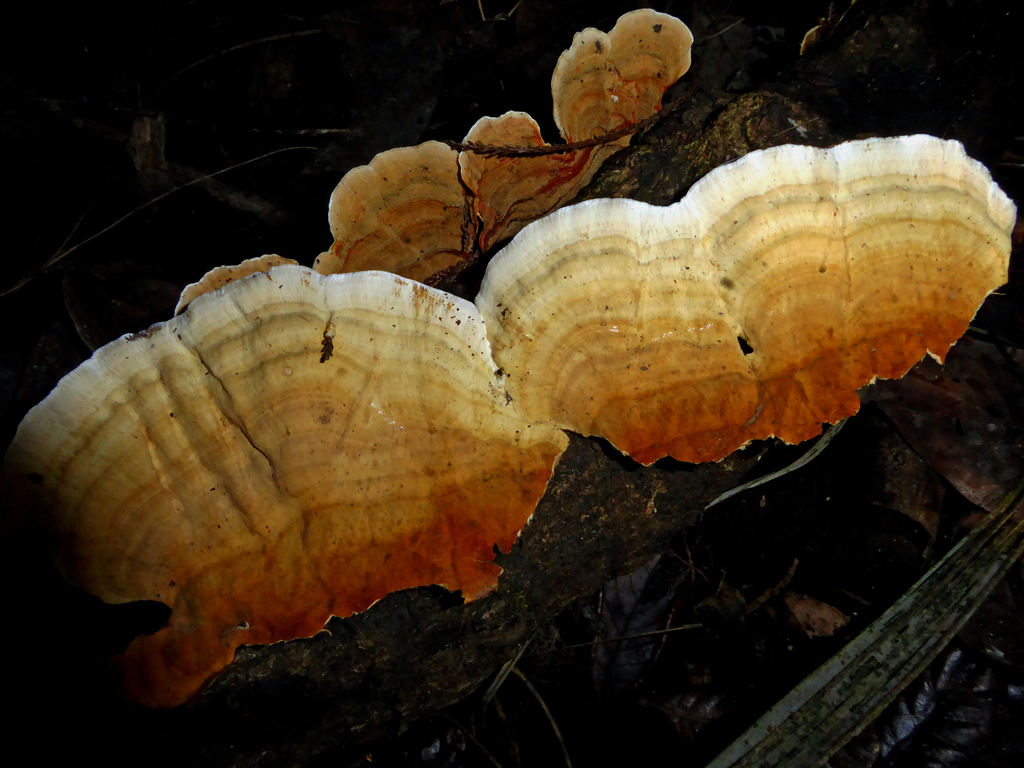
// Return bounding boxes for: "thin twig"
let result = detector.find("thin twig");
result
[672,529,709,585]
[54,174,108,257]
[148,30,324,101]
[447,78,697,159]
[705,419,847,510]
[744,558,799,615]
[441,713,506,768]
[481,638,532,707]
[159,113,362,137]
[490,697,522,768]
[446,117,645,158]
[703,17,747,41]
[34,97,361,137]
[476,0,522,22]
[510,667,572,768]
[524,624,703,656]
[2,145,316,298]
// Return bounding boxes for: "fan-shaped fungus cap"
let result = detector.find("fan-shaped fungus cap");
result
[175,254,298,314]
[313,141,475,283]
[319,10,693,281]
[461,10,693,252]
[2,265,567,707]
[551,9,693,142]
[476,135,1015,465]
[459,112,602,253]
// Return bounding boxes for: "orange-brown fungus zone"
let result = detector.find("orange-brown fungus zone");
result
[2,267,567,706]
[476,136,1015,465]
[459,112,603,253]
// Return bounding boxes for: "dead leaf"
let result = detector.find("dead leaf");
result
[657,691,733,744]
[592,554,685,696]
[783,592,850,638]
[864,335,1024,510]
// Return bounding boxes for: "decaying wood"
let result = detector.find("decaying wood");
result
[176,436,758,765]
[158,89,855,768]
[152,87,849,768]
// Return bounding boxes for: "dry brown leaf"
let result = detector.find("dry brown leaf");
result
[784,593,851,638]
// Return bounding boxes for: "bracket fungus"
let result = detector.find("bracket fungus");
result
[461,9,693,253]
[1,134,1014,708]
[3,266,568,707]
[312,141,475,283]
[316,9,693,281]
[174,253,298,314]
[550,8,693,143]
[477,135,1014,464]
[458,110,601,255]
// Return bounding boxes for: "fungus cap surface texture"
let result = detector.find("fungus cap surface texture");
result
[476,135,1015,465]
[551,8,693,142]
[462,9,694,252]
[175,253,298,314]
[313,141,473,282]
[3,266,568,707]
[1,134,1013,710]
[319,9,693,280]
[458,110,603,254]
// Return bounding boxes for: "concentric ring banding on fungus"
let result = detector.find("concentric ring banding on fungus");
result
[1,134,1014,709]
[551,9,693,142]
[2,265,568,707]
[175,253,298,314]
[319,9,694,281]
[461,9,695,254]
[314,141,473,282]
[475,135,1015,465]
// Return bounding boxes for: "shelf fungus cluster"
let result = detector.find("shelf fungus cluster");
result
[2,135,1015,708]
[312,9,693,282]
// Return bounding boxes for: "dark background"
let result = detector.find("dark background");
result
[1,1,1022,766]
